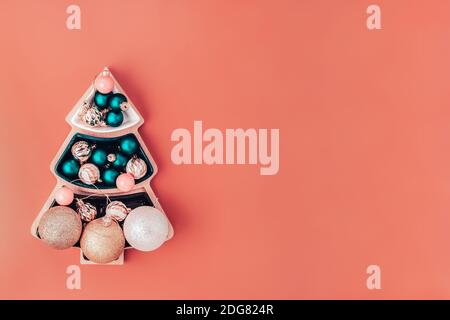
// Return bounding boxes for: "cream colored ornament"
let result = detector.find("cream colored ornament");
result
[126,157,147,179]
[78,163,100,184]
[71,141,92,163]
[105,201,130,222]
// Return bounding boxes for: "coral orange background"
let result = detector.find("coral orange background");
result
[1,0,450,299]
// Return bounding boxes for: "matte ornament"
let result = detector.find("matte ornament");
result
[108,93,127,112]
[76,199,97,222]
[54,186,74,206]
[94,74,114,94]
[62,159,80,177]
[78,163,100,185]
[105,111,123,127]
[105,201,130,222]
[71,141,92,163]
[120,136,138,155]
[116,173,135,192]
[38,206,82,250]
[103,168,120,185]
[92,149,107,166]
[113,152,128,168]
[80,217,125,264]
[123,206,169,252]
[94,91,111,109]
[126,157,147,179]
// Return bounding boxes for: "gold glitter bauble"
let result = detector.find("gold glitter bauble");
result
[80,217,125,264]
[38,206,82,250]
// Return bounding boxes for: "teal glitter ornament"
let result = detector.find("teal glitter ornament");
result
[94,91,111,109]
[113,152,128,169]
[108,93,127,112]
[62,159,80,177]
[102,168,120,185]
[106,111,123,127]
[92,149,108,166]
[120,136,138,155]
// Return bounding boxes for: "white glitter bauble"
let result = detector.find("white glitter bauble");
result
[123,206,169,252]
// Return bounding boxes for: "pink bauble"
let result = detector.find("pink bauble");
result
[55,187,74,206]
[94,75,114,94]
[116,173,135,192]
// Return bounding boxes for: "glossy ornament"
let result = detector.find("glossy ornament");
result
[116,173,135,192]
[38,206,82,250]
[71,141,91,163]
[103,168,120,185]
[126,157,147,179]
[54,186,74,206]
[123,206,169,252]
[94,73,114,94]
[76,199,97,222]
[120,101,130,111]
[105,201,130,222]
[105,111,123,127]
[92,149,107,166]
[108,93,127,112]
[83,105,105,127]
[112,152,128,169]
[80,217,125,264]
[94,91,111,109]
[62,159,80,177]
[120,136,138,155]
[78,163,100,185]
[107,153,116,163]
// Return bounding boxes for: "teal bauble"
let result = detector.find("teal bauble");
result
[62,159,80,177]
[94,91,112,109]
[113,152,128,169]
[102,168,120,185]
[108,93,127,112]
[105,111,123,127]
[91,149,107,166]
[120,136,138,155]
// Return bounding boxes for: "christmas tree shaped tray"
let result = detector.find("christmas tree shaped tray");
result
[31,67,174,265]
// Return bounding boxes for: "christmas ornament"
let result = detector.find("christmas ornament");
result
[92,149,107,166]
[112,152,128,168]
[78,163,100,184]
[123,206,169,252]
[126,157,147,179]
[103,168,120,185]
[38,206,82,250]
[105,111,124,127]
[107,153,116,163]
[116,173,135,192]
[62,159,80,177]
[120,102,130,111]
[120,136,138,155]
[76,198,97,222]
[108,93,127,112]
[105,201,130,222]
[71,141,92,163]
[83,104,105,127]
[54,186,74,206]
[94,72,114,94]
[94,91,111,109]
[80,217,125,264]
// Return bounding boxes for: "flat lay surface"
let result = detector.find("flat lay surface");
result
[1,0,450,299]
